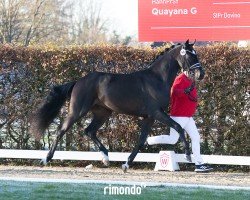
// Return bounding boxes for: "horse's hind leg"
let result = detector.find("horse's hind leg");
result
[122,117,154,172]
[43,113,79,164]
[43,90,94,164]
[83,105,112,166]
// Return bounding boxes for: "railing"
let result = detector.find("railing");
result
[0,149,249,166]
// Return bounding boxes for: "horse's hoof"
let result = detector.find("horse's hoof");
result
[40,158,47,166]
[101,152,110,167]
[102,157,110,167]
[184,154,192,162]
[122,163,129,173]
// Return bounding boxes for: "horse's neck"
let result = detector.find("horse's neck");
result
[150,53,179,86]
[166,66,179,87]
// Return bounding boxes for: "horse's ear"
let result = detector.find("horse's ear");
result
[170,44,175,49]
[185,39,190,45]
[190,39,196,46]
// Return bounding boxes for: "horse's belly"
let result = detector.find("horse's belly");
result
[102,94,148,116]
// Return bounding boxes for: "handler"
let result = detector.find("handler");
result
[147,71,213,172]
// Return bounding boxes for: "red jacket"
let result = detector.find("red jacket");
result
[170,73,198,117]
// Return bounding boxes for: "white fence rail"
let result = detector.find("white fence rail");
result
[0,149,249,166]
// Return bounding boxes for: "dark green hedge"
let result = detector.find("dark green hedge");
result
[0,44,249,157]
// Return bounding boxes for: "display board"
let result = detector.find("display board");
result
[138,0,250,41]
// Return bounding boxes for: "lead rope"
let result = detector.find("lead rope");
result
[187,82,198,102]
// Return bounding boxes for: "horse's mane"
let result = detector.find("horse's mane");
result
[149,43,181,67]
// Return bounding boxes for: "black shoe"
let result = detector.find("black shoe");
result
[195,164,213,172]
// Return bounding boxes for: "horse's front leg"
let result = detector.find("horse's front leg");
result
[122,118,154,172]
[153,110,191,161]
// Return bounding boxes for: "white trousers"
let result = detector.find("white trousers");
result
[147,117,204,165]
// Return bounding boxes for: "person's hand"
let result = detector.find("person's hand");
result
[184,87,192,94]
[184,82,195,94]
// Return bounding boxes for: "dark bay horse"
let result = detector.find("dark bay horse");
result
[30,40,205,172]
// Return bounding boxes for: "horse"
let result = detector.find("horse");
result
[30,40,205,172]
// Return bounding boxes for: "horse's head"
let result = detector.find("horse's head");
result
[173,40,205,81]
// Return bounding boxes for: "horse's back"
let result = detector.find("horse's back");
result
[70,70,168,116]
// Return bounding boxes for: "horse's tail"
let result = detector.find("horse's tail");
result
[30,81,76,140]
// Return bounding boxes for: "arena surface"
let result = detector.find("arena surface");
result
[0,165,249,188]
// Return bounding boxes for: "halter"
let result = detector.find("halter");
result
[190,62,201,70]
